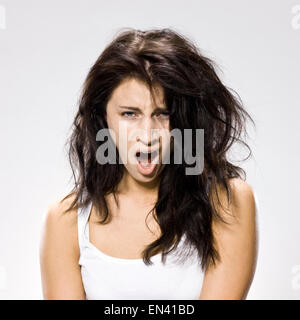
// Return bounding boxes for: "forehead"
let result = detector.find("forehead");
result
[108,77,165,109]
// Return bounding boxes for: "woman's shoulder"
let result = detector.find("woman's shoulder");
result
[212,177,256,224]
[228,178,256,214]
[40,193,86,299]
[41,193,80,253]
[45,193,79,226]
[229,177,254,194]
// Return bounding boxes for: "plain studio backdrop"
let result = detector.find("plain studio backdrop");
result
[0,0,299,300]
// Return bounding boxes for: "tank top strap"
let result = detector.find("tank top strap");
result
[77,201,93,251]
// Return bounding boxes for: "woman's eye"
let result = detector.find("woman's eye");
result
[121,112,136,118]
[121,111,169,119]
[157,112,170,118]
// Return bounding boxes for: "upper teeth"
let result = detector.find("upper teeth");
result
[136,150,158,158]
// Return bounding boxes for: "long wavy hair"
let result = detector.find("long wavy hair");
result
[61,27,255,271]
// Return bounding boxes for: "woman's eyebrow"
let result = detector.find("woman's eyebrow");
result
[118,106,141,111]
[118,106,167,111]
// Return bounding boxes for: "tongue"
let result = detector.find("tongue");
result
[137,158,157,174]
[139,159,151,167]
[136,152,158,174]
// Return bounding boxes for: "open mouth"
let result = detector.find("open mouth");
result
[135,150,159,163]
[135,149,159,175]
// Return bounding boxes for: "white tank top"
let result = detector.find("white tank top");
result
[77,201,205,299]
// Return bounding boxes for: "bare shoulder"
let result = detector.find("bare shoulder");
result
[200,178,258,299]
[45,193,79,230]
[212,177,256,224]
[39,192,85,299]
[41,192,80,258]
[229,177,255,202]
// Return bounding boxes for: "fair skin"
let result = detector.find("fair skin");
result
[39,77,258,299]
[199,178,258,299]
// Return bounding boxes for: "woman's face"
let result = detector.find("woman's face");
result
[105,77,171,183]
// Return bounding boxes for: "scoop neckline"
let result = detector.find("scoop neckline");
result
[82,201,164,264]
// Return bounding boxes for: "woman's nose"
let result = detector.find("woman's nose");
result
[136,118,160,147]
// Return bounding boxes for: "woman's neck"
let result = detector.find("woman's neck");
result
[115,171,161,206]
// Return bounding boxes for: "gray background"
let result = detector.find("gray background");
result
[0,0,299,299]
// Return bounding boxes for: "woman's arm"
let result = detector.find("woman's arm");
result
[199,178,258,300]
[39,199,86,299]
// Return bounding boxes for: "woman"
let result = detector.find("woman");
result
[40,28,258,300]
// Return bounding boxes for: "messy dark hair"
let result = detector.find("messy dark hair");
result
[61,27,255,271]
